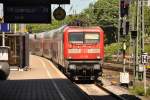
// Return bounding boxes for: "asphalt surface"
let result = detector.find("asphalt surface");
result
[0,55,90,100]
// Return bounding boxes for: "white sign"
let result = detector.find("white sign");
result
[120,72,129,84]
[142,53,148,64]
[139,64,144,72]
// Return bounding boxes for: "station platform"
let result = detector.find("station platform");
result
[0,55,90,100]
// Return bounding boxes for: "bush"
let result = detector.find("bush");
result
[145,44,150,55]
[104,43,121,61]
[105,43,121,54]
[129,85,150,96]
[130,85,144,96]
[104,56,112,61]
[146,86,150,96]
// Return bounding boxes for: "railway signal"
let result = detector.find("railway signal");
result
[120,0,125,17]
[120,20,129,36]
[120,0,130,17]
[119,0,131,86]
[131,31,137,39]
[120,0,130,37]
[125,21,129,35]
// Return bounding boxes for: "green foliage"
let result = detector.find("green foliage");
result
[93,0,118,27]
[130,85,145,96]
[129,85,150,96]
[145,44,150,54]
[26,15,83,33]
[79,0,119,43]
[11,24,20,32]
[26,20,63,33]
[26,0,150,44]
[147,87,150,96]
[144,6,150,36]
[104,43,121,61]
[26,0,119,42]
[105,43,121,55]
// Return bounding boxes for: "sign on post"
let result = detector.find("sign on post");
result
[53,6,66,20]
[4,5,51,23]
[142,52,148,64]
[0,23,10,32]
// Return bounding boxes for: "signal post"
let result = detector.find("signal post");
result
[119,0,130,86]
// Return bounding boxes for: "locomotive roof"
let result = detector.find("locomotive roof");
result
[35,25,103,39]
[64,26,104,32]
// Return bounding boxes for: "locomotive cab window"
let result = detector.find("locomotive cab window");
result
[69,32,84,43]
[85,33,99,43]
[69,32,99,44]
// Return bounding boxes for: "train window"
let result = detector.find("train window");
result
[69,32,100,44]
[85,33,99,43]
[69,32,84,43]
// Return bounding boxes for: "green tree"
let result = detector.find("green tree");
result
[144,6,150,36]
[79,0,119,44]
[26,20,63,33]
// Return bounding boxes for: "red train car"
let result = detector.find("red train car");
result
[30,25,104,80]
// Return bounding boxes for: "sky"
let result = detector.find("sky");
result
[52,0,97,15]
[0,0,97,17]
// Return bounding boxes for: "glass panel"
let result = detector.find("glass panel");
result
[85,33,99,43]
[69,32,100,44]
[69,32,84,43]
[85,33,99,39]
[8,36,20,65]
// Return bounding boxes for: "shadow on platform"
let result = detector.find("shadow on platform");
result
[0,79,141,100]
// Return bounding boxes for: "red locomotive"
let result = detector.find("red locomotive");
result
[30,25,104,80]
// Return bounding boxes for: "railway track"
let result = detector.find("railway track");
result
[52,59,141,100]
[53,61,126,100]
[76,80,141,100]
[76,82,125,100]
[95,82,125,100]
[103,63,150,78]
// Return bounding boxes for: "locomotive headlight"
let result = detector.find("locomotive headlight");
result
[69,64,76,70]
[88,49,100,53]
[94,64,100,70]
[97,56,100,59]
[68,56,72,59]
[68,49,81,53]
